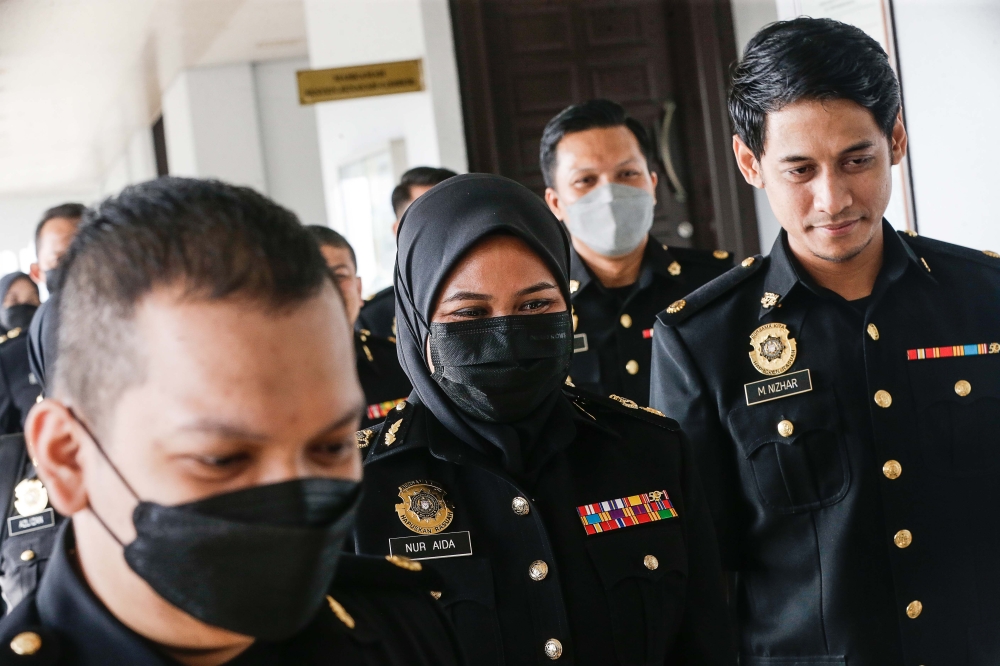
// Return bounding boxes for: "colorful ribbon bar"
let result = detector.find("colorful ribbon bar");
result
[642,328,654,339]
[906,342,999,361]
[366,398,407,420]
[576,490,678,535]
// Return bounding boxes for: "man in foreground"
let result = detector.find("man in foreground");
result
[307,226,411,428]
[0,178,463,665]
[652,18,1000,665]
[541,100,732,406]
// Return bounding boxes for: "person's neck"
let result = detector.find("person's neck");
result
[572,235,647,288]
[787,225,884,301]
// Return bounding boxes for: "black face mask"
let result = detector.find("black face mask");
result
[43,266,64,294]
[429,311,573,423]
[74,415,361,641]
[0,304,37,332]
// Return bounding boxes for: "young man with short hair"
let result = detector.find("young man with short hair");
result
[652,18,1000,665]
[541,99,733,406]
[0,179,463,665]
[306,226,411,428]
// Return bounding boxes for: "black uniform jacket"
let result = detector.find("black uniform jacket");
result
[569,238,732,406]
[355,286,395,339]
[0,330,41,433]
[356,330,412,430]
[0,522,465,666]
[0,434,64,615]
[650,222,1000,666]
[353,387,734,666]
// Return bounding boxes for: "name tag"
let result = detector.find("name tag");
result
[744,369,813,405]
[573,333,589,353]
[7,508,55,537]
[389,530,472,561]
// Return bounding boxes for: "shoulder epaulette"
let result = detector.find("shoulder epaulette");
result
[666,245,736,267]
[563,384,678,430]
[0,327,20,346]
[656,254,766,327]
[899,231,1000,271]
[363,400,415,461]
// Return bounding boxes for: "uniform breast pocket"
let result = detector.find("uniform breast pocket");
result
[427,556,504,666]
[585,525,688,666]
[728,388,849,514]
[907,355,1000,476]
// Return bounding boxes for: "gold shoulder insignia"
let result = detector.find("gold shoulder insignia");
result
[713,250,730,260]
[984,250,1000,259]
[904,229,918,237]
[386,554,423,571]
[760,292,780,309]
[326,595,355,629]
[569,279,580,294]
[741,257,756,267]
[666,299,685,314]
[920,257,931,272]
[609,394,639,409]
[6,327,21,339]
[641,407,665,417]
[356,429,376,449]
[667,261,681,276]
[384,419,403,446]
[358,328,371,336]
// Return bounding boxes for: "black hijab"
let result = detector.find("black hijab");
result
[394,173,576,474]
[0,272,33,306]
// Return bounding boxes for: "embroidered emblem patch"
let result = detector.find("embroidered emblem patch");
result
[367,398,407,421]
[395,481,454,535]
[576,490,678,535]
[907,342,1000,360]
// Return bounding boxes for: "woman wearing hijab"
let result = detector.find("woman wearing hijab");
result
[0,272,42,433]
[353,174,732,665]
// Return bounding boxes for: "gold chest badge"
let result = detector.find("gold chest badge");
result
[395,481,454,535]
[13,479,48,517]
[748,322,797,376]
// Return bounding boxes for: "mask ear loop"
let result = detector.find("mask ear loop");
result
[66,407,140,548]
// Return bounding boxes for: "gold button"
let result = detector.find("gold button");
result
[529,560,549,581]
[713,250,730,260]
[867,323,880,340]
[643,554,659,570]
[667,261,681,276]
[666,299,685,314]
[741,257,755,267]
[777,420,794,437]
[430,590,442,600]
[883,460,902,480]
[874,390,892,408]
[626,360,639,375]
[894,529,913,548]
[955,380,971,397]
[9,632,42,656]
[620,314,632,328]
[512,496,530,516]
[906,600,923,619]
[544,638,563,659]
[19,549,35,562]
[395,401,406,411]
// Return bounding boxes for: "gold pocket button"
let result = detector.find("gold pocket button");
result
[894,529,913,548]
[874,390,892,408]
[529,560,549,581]
[643,555,659,570]
[955,380,971,397]
[906,600,923,619]
[777,420,794,437]
[620,314,632,329]
[9,632,42,656]
[625,360,639,375]
[883,460,902,479]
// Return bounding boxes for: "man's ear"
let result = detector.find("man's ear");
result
[28,263,42,285]
[733,135,765,188]
[544,187,566,222]
[26,399,89,516]
[890,109,908,166]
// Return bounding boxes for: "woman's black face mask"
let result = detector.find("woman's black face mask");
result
[428,311,573,423]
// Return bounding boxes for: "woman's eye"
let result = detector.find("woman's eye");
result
[196,453,250,468]
[311,441,349,459]
[451,307,488,318]
[520,299,553,312]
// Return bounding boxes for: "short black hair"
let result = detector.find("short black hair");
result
[390,166,458,218]
[539,99,656,189]
[56,178,332,432]
[729,17,901,159]
[35,202,85,249]
[306,225,356,270]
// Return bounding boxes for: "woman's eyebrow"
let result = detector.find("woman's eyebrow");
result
[441,290,492,303]
[516,281,558,297]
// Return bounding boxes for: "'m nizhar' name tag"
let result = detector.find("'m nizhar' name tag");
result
[744,369,813,406]
[388,530,472,561]
[7,508,55,537]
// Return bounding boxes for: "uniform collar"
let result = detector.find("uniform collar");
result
[568,235,680,296]
[37,523,173,665]
[759,219,930,318]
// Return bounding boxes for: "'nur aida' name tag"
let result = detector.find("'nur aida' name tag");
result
[744,369,813,406]
[389,530,472,561]
[7,508,55,537]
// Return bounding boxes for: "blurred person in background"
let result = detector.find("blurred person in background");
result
[0,273,42,433]
[356,166,458,339]
[541,100,733,407]
[307,226,411,429]
[0,178,464,665]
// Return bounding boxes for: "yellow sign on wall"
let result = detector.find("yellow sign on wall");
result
[297,59,424,105]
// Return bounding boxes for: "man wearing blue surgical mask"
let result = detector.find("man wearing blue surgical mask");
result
[542,99,734,406]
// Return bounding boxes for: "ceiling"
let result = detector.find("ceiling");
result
[0,0,309,195]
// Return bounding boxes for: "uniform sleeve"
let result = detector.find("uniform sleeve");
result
[0,357,18,436]
[669,429,735,664]
[649,321,741,569]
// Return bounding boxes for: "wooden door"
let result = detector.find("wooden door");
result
[451,0,760,255]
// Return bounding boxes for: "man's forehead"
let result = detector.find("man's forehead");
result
[763,98,886,158]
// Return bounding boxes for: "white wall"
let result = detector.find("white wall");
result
[304,0,468,234]
[253,58,328,227]
[893,0,1000,251]
[0,191,99,275]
